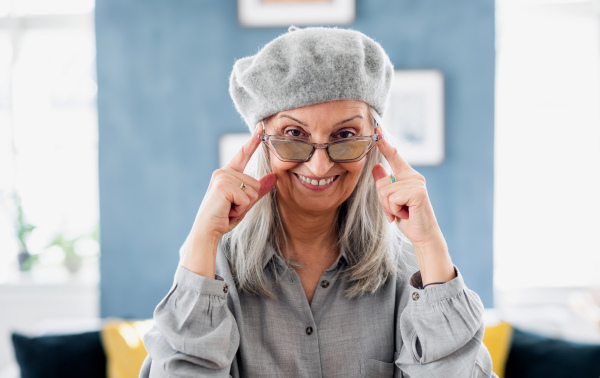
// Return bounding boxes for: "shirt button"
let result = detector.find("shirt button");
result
[305,326,313,335]
[412,292,420,301]
[223,285,229,294]
[320,280,330,288]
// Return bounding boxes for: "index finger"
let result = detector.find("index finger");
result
[375,126,412,175]
[226,122,263,172]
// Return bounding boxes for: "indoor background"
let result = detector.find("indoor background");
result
[0,0,599,376]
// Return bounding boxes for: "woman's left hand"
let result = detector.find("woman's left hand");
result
[371,126,455,285]
[371,126,443,248]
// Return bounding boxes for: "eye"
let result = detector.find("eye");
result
[284,128,307,138]
[335,130,356,139]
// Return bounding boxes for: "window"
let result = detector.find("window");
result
[495,0,600,290]
[0,0,98,281]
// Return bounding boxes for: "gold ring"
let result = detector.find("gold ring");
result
[390,174,396,184]
[240,182,247,191]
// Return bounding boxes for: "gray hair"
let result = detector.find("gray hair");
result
[217,109,415,298]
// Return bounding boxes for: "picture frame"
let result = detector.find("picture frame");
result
[220,133,255,169]
[238,0,355,28]
[382,70,445,166]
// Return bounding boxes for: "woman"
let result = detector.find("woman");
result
[140,26,497,377]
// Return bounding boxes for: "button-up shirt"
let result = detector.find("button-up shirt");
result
[140,244,498,377]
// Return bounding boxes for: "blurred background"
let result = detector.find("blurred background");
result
[0,0,599,376]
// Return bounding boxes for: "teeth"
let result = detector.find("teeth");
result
[297,174,335,186]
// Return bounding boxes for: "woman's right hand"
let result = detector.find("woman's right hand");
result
[182,123,277,278]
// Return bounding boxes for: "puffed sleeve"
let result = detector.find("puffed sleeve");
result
[139,266,240,377]
[395,266,498,378]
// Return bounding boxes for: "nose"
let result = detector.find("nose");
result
[305,147,334,177]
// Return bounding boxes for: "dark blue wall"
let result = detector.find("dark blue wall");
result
[96,0,495,318]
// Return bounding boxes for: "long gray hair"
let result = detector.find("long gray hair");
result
[218,108,415,298]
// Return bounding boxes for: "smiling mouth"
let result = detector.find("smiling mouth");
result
[294,173,339,186]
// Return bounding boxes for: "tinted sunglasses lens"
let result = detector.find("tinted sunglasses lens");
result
[270,139,313,161]
[328,140,372,161]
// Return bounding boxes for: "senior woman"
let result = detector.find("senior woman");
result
[140,26,497,378]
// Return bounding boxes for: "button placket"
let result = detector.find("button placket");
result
[310,268,341,315]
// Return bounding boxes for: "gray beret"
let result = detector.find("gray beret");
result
[229,26,394,131]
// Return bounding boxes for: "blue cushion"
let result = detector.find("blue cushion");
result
[505,327,600,378]
[11,331,106,378]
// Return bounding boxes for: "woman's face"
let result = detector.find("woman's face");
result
[264,100,373,215]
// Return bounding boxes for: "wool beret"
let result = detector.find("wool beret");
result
[229,26,394,131]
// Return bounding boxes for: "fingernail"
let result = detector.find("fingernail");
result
[254,123,263,140]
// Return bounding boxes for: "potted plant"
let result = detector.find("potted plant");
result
[46,224,99,274]
[14,194,37,272]
[47,232,83,274]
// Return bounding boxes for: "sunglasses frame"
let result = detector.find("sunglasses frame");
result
[259,133,383,163]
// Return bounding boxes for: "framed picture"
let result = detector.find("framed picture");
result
[382,70,445,166]
[220,133,254,168]
[238,0,355,28]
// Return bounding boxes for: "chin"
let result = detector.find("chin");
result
[297,198,342,214]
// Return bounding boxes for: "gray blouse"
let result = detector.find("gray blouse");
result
[140,244,498,377]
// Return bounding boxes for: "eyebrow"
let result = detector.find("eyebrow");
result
[277,114,364,127]
[333,115,363,127]
[278,114,308,126]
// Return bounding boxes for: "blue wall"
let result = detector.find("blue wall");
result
[96,0,495,318]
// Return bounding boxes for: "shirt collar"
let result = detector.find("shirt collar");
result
[261,243,349,271]
[261,244,277,270]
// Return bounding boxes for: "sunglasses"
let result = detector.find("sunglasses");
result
[259,133,383,163]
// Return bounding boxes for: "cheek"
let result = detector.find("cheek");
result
[269,152,297,175]
[340,160,366,179]
[338,160,366,193]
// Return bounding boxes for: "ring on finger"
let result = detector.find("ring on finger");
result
[390,174,396,184]
[240,181,248,191]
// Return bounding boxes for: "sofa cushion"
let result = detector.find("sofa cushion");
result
[11,331,106,378]
[505,327,600,378]
[100,319,152,378]
[483,321,513,378]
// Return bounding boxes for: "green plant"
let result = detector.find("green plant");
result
[47,232,83,273]
[47,224,98,273]
[13,193,37,271]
